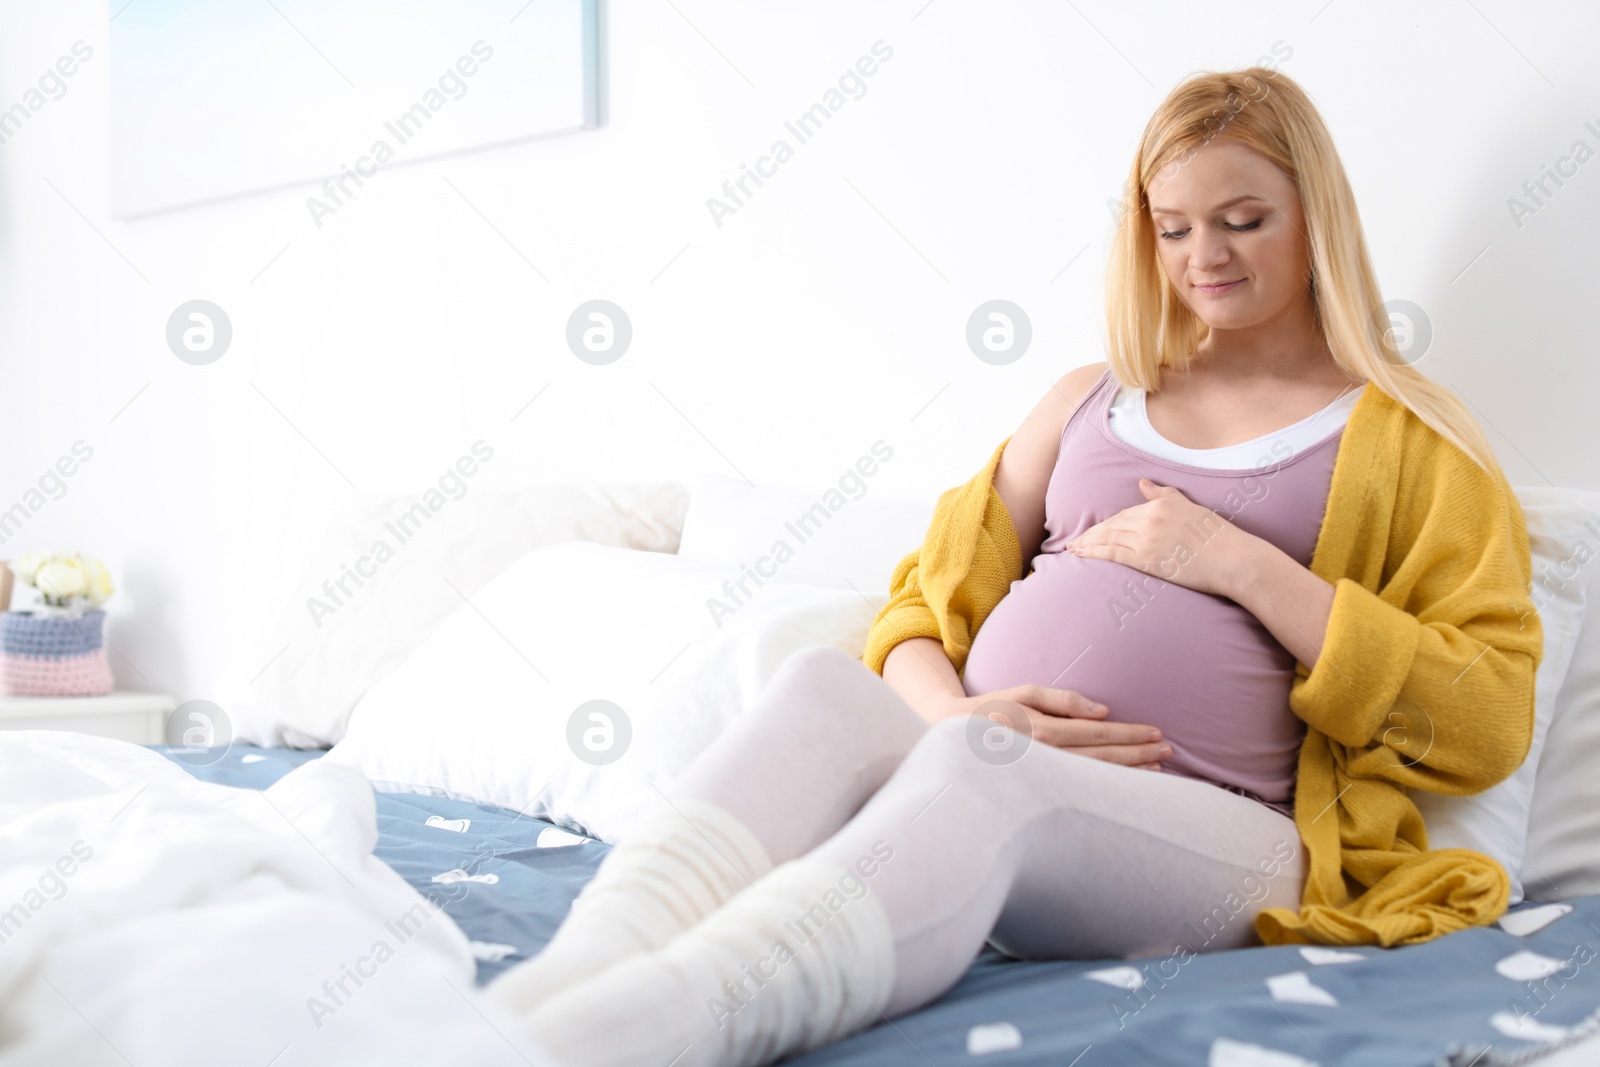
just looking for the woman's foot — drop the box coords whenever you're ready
[514,854,897,1067]
[488,795,772,1015]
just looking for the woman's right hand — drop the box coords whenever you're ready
[930,685,1169,770]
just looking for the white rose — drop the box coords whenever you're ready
[82,558,115,606]
[10,550,46,584]
[34,558,85,601]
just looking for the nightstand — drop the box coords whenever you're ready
[0,691,177,744]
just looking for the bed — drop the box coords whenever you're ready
[6,477,1600,1066]
[130,740,1600,1067]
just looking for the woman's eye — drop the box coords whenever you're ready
[1158,219,1263,240]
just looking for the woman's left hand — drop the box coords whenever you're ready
[1064,478,1259,599]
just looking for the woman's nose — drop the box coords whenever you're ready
[1190,228,1232,270]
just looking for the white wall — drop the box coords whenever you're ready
[2,0,1597,709]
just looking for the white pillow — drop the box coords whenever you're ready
[1521,489,1600,901]
[677,471,933,594]
[225,483,689,748]
[1411,486,1597,905]
[323,541,884,843]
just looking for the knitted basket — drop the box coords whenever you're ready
[0,610,114,696]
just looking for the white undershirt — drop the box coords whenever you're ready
[1107,383,1363,469]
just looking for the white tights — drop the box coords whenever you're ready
[667,644,1308,1017]
[497,645,1310,1065]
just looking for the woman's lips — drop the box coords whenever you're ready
[1194,279,1245,294]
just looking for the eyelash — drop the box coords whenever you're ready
[1158,219,1264,240]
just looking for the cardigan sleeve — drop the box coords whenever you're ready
[860,548,942,675]
[860,437,1021,678]
[1287,449,1543,796]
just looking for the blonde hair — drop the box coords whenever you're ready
[1105,66,1499,473]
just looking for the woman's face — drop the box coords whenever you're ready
[1145,139,1313,333]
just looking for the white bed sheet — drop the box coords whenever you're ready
[0,731,550,1066]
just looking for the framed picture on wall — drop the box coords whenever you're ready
[108,0,603,217]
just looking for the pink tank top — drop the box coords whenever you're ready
[960,370,1347,816]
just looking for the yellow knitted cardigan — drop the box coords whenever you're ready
[860,382,1543,947]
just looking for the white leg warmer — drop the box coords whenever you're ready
[488,796,772,1016]
[518,854,897,1067]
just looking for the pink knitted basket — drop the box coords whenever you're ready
[0,611,114,696]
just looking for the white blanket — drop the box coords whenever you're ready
[0,732,550,1066]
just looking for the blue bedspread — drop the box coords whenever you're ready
[154,744,1600,1067]
[151,743,604,985]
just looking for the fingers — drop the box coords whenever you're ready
[1065,517,1120,550]
[1006,684,1106,719]
[1067,536,1141,565]
[1019,707,1164,751]
[976,696,1170,766]
[1065,744,1171,767]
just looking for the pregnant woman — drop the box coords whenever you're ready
[490,66,1541,1067]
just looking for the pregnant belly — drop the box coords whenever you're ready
[960,552,1306,808]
